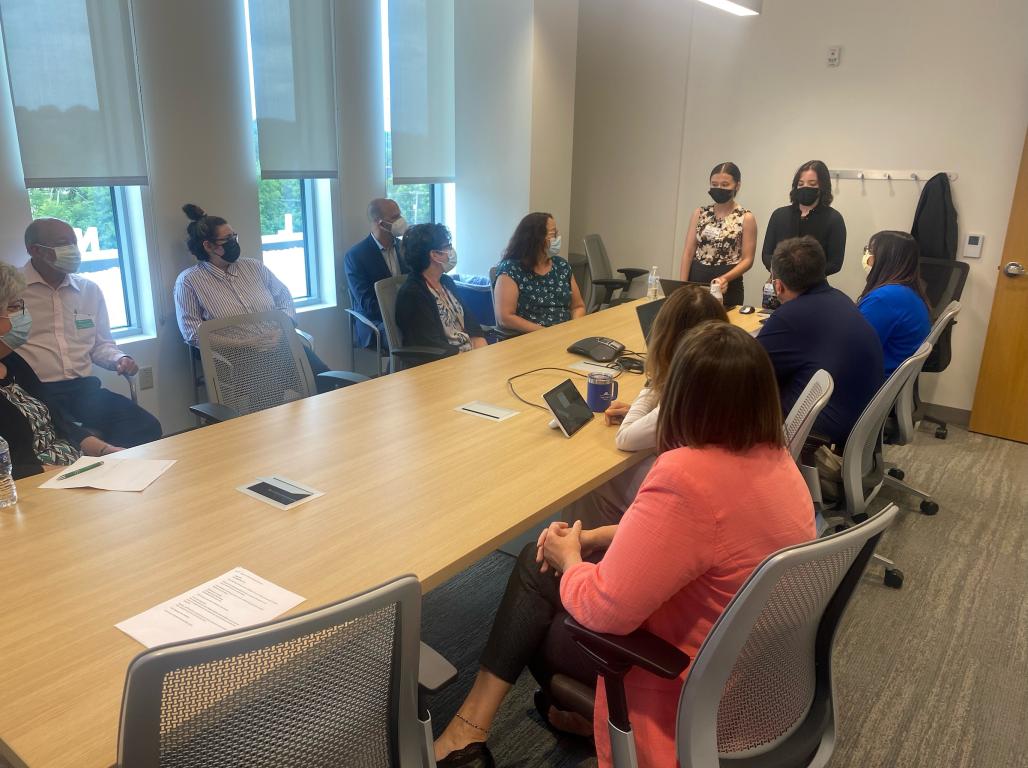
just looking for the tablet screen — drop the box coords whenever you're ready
[543,379,594,437]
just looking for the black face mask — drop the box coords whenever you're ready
[220,239,242,263]
[708,187,735,204]
[795,187,820,206]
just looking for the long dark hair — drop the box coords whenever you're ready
[657,322,785,453]
[183,204,227,261]
[789,160,834,206]
[859,230,929,306]
[647,286,728,396]
[501,212,552,271]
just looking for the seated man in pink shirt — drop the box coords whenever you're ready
[433,323,815,768]
[18,218,162,448]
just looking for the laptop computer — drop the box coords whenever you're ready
[659,278,709,298]
[635,298,665,345]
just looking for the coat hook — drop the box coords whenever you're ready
[910,173,919,181]
[858,172,865,180]
[884,172,892,180]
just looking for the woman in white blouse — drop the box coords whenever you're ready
[563,285,729,527]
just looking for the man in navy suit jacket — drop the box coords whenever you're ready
[344,198,409,349]
[757,236,884,448]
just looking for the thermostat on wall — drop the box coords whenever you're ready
[963,233,984,259]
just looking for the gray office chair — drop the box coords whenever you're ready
[582,234,647,312]
[190,310,367,423]
[564,504,900,768]
[374,276,450,373]
[346,307,390,378]
[783,370,834,534]
[117,575,457,768]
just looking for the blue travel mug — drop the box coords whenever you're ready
[586,372,619,413]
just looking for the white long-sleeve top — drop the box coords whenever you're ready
[615,386,660,452]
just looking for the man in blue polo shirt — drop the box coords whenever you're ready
[757,236,883,448]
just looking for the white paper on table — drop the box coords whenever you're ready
[455,400,519,422]
[39,456,176,492]
[236,476,324,511]
[116,567,306,648]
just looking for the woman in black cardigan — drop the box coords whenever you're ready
[396,223,486,357]
[1,264,120,479]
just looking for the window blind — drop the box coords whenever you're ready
[387,0,455,184]
[0,0,148,187]
[249,0,338,179]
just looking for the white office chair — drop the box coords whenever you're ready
[117,575,456,768]
[374,276,451,373]
[783,370,834,533]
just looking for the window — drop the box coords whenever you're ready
[27,186,144,332]
[256,177,330,303]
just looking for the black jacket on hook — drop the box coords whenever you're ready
[911,172,958,260]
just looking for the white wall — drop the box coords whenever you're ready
[570,0,1028,412]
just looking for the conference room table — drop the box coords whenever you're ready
[0,299,762,768]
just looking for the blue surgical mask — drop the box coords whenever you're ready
[49,244,82,273]
[548,234,562,257]
[1,308,31,350]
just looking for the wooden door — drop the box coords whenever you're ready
[969,128,1028,442]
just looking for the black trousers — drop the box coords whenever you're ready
[303,346,335,394]
[480,542,599,691]
[687,261,745,307]
[39,377,162,448]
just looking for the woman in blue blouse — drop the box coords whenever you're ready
[494,212,585,333]
[857,230,931,376]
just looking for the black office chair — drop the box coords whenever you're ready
[487,266,525,341]
[916,257,969,438]
[582,234,648,312]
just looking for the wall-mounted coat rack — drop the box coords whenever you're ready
[830,169,958,182]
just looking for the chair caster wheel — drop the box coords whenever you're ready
[884,568,904,589]
[935,427,948,439]
[920,500,939,516]
[888,468,905,481]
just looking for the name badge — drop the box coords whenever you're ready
[75,318,95,330]
[701,224,721,241]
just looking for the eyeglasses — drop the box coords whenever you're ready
[212,233,239,246]
[2,299,25,317]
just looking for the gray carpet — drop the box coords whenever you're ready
[423,424,1028,767]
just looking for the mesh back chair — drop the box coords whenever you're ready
[563,504,900,768]
[917,258,969,438]
[583,234,648,312]
[190,310,366,423]
[374,275,452,373]
[117,575,456,768]
[783,370,834,533]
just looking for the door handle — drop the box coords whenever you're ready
[1003,261,1026,276]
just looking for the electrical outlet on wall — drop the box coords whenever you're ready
[827,46,841,67]
[138,366,155,390]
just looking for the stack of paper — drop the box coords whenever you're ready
[39,457,175,492]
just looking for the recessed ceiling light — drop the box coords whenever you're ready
[696,0,761,17]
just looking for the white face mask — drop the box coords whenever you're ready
[547,234,562,257]
[434,248,457,273]
[387,216,408,237]
[48,244,82,273]
[862,250,874,275]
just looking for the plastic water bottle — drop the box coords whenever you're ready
[0,437,17,508]
[762,276,780,310]
[709,280,723,303]
[647,266,663,300]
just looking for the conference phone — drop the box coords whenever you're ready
[567,336,626,363]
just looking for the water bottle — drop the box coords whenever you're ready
[762,276,780,310]
[647,266,663,300]
[709,279,723,303]
[0,437,17,508]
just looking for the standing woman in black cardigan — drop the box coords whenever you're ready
[395,223,487,358]
[761,160,847,276]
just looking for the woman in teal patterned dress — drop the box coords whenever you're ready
[679,161,757,307]
[493,212,586,333]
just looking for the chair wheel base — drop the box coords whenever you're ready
[920,500,939,516]
[935,427,948,439]
[888,468,905,480]
[884,568,904,589]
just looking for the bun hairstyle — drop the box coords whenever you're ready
[183,203,228,261]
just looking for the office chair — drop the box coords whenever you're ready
[783,370,834,533]
[346,308,390,378]
[917,258,969,439]
[562,504,899,768]
[117,575,457,768]
[582,234,648,313]
[374,276,451,373]
[190,310,367,423]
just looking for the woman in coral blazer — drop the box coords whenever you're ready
[434,322,816,768]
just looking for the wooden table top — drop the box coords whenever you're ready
[0,301,762,767]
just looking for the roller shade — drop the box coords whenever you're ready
[249,0,338,179]
[388,0,455,184]
[0,0,148,187]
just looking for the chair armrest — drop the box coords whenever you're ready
[189,402,239,423]
[591,278,629,290]
[563,615,690,680]
[418,642,458,694]
[393,346,451,363]
[345,308,382,346]
[295,328,314,351]
[317,371,371,389]
[492,325,524,341]
[617,267,649,282]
